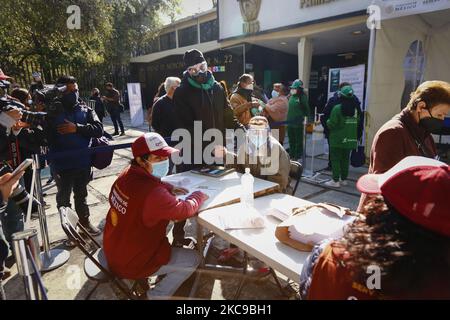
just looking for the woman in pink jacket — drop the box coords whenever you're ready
[264,83,289,145]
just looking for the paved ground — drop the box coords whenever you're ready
[3,113,367,300]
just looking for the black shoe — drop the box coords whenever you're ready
[80,220,102,236]
[120,132,126,136]
[172,237,197,249]
[112,132,119,136]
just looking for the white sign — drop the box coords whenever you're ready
[375,0,450,20]
[219,0,372,40]
[328,64,366,106]
[127,83,144,127]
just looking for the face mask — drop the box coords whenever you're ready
[27,99,33,106]
[245,84,254,91]
[271,90,279,98]
[290,89,297,96]
[193,72,208,84]
[151,159,170,178]
[419,109,444,134]
[61,90,79,108]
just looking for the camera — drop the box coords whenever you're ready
[33,85,66,118]
[0,162,40,216]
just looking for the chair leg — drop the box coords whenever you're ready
[85,282,101,300]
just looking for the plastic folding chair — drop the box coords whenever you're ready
[59,207,147,300]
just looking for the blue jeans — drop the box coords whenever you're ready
[147,247,201,299]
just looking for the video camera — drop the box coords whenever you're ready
[33,85,67,118]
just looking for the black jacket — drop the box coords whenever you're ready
[151,95,177,143]
[173,73,228,137]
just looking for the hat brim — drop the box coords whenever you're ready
[356,174,382,194]
[151,146,180,157]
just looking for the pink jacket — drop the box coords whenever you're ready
[265,96,288,122]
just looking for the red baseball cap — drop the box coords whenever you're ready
[0,69,12,81]
[357,156,450,237]
[132,132,179,158]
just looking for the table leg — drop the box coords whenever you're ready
[233,252,249,300]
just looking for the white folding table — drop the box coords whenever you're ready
[163,171,280,211]
[193,193,315,298]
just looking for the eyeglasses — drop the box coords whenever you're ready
[188,62,208,76]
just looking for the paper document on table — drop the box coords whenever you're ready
[264,200,310,221]
[219,207,266,230]
[280,207,356,245]
[162,176,206,190]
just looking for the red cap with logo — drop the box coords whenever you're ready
[132,132,179,158]
[357,156,450,237]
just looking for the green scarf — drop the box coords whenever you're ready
[187,72,215,90]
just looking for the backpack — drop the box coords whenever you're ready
[89,135,114,169]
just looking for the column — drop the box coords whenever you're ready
[297,37,313,91]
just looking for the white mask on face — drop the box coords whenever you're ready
[245,84,254,91]
[271,90,279,98]
[290,89,297,96]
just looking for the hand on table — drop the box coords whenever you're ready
[214,145,227,158]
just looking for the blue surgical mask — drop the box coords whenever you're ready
[271,90,279,98]
[151,159,170,178]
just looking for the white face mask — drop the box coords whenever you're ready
[271,90,279,98]
[245,84,254,91]
[290,89,297,96]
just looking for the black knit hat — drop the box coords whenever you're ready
[183,49,206,68]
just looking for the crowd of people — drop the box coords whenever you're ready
[0,46,449,300]
[0,69,128,298]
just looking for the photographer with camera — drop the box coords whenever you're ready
[46,76,104,236]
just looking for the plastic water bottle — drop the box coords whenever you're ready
[240,168,254,208]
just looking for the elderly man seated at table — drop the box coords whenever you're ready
[103,132,208,299]
[214,116,291,263]
[215,116,292,194]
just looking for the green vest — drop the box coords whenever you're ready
[327,104,358,149]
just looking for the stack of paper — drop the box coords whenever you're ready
[280,207,356,246]
[162,176,206,190]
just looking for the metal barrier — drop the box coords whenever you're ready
[31,154,70,272]
[12,229,47,300]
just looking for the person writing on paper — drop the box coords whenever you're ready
[300,156,450,300]
[215,116,291,194]
[103,132,208,299]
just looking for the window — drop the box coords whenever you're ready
[401,40,426,108]
[200,19,218,43]
[148,38,160,54]
[159,32,176,51]
[178,25,198,48]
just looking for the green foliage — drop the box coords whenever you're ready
[0,0,180,83]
